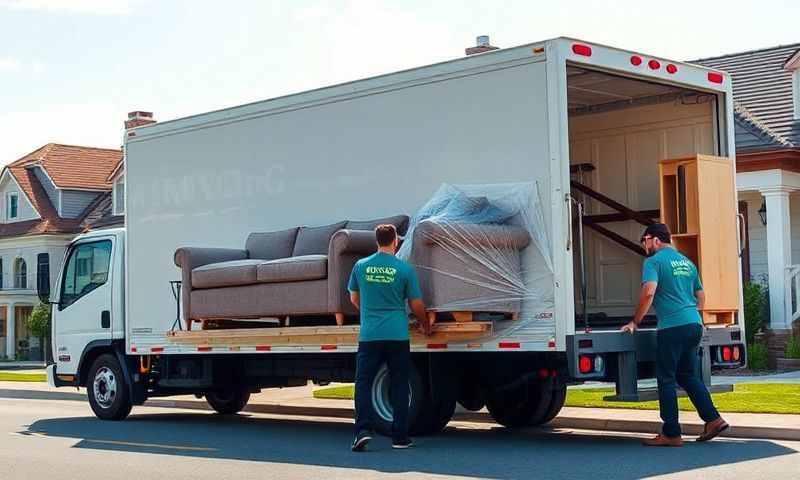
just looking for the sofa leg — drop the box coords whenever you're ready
[452,311,474,323]
[511,312,519,321]
[335,313,345,326]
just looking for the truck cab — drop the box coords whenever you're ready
[44,228,125,390]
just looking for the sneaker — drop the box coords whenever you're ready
[392,438,414,449]
[351,431,372,452]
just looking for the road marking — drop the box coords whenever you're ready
[82,439,218,452]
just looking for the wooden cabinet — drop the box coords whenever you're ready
[659,155,739,324]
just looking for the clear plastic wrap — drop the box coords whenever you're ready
[398,182,554,323]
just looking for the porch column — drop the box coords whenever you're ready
[762,187,793,330]
[5,303,15,360]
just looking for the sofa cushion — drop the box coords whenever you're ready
[246,227,300,260]
[256,255,328,283]
[346,214,410,235]
[192,259,265,289]
[292,221,347,256]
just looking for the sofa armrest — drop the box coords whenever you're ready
[173,247,249,270]
[173,247,248,325]
[414,220,531,250]
[327,230,378,315]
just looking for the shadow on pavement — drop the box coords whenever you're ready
[27,411,798,479]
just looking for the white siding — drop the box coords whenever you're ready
[61,190,100,218]
[0,173,39,223]
[0,245,66,292]
[32,167,59,213]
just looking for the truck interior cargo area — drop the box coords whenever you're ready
[566,65,720,329]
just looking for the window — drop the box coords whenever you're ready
[794,70,800,120]
[13,258,26,289]
[7,192,18,220]
[113,174,125,216]
[60,240,111,309]
[37,253,49,297]
[0,258,3,289]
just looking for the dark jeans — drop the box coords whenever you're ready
[354,340,410,441]
[656,322,721,437]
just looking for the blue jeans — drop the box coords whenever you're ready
[354,340,410,441]
[656,322,721,437]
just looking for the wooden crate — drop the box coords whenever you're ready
[659,155,739,324]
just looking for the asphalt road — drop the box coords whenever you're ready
[1,393,799,480]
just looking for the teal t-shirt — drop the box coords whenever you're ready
[347,252,422,342]
[641,247,703,330]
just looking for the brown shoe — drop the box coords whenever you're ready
[642,434,683,447]
[696,417,729,442]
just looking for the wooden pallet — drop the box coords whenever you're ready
[167,321,493,347]
[426,311,518,325]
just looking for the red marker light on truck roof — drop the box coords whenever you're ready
[648,59,661,70]
[666,64,678,74]
[630,55,642,66]
[708,72,724,84]
[572,44,592,57]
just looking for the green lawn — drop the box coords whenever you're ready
[0,372,46,382]
[314,383,800,415]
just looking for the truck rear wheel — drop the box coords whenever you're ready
[206,388,251,414]
[87,354,133,421]
[368,362,424,437]
[486,378,553,428]
[538,383,567,425]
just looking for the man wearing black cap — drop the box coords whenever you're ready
[621,223,728,446]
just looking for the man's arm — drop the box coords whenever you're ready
[695,289,705,310]
[350,291,360,311]
[622,281,657,333]
[408,298,431,336]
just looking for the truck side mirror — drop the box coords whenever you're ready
[37,258,51,304]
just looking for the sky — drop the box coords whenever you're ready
[0,0,799,165]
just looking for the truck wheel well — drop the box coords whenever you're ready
[77,343,115,387]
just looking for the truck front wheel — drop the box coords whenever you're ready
[87,354,133,421]
[206,388,251,414]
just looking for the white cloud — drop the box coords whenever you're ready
[0,57,21,71]
[0,0,133,15]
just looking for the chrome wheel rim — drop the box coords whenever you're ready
[93,367,117,409]
[371,365,412,423]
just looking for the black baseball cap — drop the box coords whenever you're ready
[641,223,671,243]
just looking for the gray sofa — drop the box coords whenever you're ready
[174,215,409,328]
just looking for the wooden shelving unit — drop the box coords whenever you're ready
[659,155,739,325]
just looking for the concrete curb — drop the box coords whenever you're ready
[144,399,800,442]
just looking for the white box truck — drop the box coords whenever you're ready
[43,37,745,435]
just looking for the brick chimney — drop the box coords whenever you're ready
[124,111,156,130]
[465,35,499,56]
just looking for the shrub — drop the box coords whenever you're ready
[748,343,769,370]
[743,281,766,345]
[786,336,800,360]
[25,303,51,363]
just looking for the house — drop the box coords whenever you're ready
[695,44,800,360]
[0,143,123,360]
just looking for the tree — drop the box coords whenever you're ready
[26,303,51,363]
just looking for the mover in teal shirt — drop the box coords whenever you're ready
[622,223,726,447]
[348,224,430,452]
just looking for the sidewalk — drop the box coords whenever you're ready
[2,381,799,441]
[0,361,46,371]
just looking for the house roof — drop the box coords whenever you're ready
[0,143,123,238]
[79,191,124,231]
[11,143,122,190]
[693,44,800,148]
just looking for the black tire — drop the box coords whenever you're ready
[457,380,486,412]
[87,353,133,421]
[367,362,425,437]
[412,382,457,436]
[538,382,567,425]
[486,378,553,428]
[206,388,251,414]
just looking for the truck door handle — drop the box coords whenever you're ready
[101,310,110,329]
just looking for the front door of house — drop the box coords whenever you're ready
[54,238,114,375]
